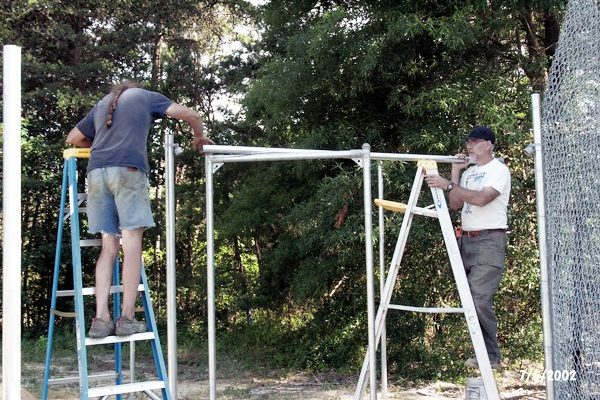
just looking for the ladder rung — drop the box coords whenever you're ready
[63,194,87,219]
[387,304,464,314]
[51,309,77,318]
[411,205,438,218]
[48,371,118,385]
[64,207,89,214]
[88,380,165,397]
[86,331,155,346]
[57,283,145,297]
[374,199,438,218]
[80,239,102,247]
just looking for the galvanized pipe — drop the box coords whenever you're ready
[203,144,336,154]
[204,145,467,164]
[377,162,388,398]
[371,153,464,163]
[205,156,217,400]
[210,150,363,163]
[165,133,178,398]
[362,144,377,400]
[2,44,22,400]
[532,93,554,400]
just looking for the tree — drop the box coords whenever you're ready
[0,0,245,335]
[214,0,565,375]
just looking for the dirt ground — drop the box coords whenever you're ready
[15,354,546,399]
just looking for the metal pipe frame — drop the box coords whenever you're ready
[205,155,217,400]
[209,150,363,163]
[203,144,348,154]
[2,44,22,400]
[205,145,378,400]
[202,144,470,400]
[532,93,553,400]
[165,133,178,398]
[204,145,465,164]
[377,162,388,399]
[361,144,377,400]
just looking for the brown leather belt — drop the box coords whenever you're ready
[462,229,506,237]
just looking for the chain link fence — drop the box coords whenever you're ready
[541,0,600,398]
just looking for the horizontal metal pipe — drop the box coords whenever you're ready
[371,153,463,163]
[203,145,337,155]
[210,151,363,163]
[204,145,464,164]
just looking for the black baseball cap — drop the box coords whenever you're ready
[467,126,495,144]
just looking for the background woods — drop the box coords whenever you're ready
[1,0,564,380]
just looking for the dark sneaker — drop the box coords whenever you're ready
[88,318,115,338]
[465,357,501,370]
[115,317,147,336]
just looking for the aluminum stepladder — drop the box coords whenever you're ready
[42,148,171,400]
[354,160,500,400]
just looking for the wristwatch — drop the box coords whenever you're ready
[446,182,455,191]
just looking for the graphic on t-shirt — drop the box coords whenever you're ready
[463,171,486,215]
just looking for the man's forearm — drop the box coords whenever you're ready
[165,103,205,137]
[450,169,461,185]
[448,169,463,209]
[450,185,499,208]
[189,115,204,138]
[66,127,92,148]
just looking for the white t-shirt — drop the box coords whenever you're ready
[460,158,511,231]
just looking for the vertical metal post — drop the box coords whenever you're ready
[112,259,123,399]
[2,44,22,400]
[165,133,178,398]
[129,340,136,399]
[362,144,377,400]
[532,93,554,400]
[67,157,90,398]
[377,162,387,398]
[205,156,217,400]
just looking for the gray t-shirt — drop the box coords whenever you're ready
[77,88,172,174]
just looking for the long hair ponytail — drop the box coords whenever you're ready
[105,80,140,128]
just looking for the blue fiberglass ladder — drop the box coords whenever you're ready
[42,148,171,400]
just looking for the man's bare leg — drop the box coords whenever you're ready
[120,227,144,320]
[95,233,120,321]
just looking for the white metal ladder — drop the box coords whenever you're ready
[42,148,171,400]
[354,160,500,400]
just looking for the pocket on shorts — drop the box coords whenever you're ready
[118,167,147,190]
[87,169,103,188]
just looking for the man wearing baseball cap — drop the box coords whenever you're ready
[425,126,511,370]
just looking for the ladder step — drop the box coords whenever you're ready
[387,304,464,314]
[410,205,438,218]
[374,199,438,218]
[57,283,145,297]
[88,380,165,397]
[51,309,77,318]
[48,371,117,385]
[80,238,102,247]
[86,331,155,346]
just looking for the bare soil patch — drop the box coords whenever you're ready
[15,354,546,399]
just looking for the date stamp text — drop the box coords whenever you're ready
[520,369,577,384]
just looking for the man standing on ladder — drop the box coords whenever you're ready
[425,126,510,370]
[66,80,214,338]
